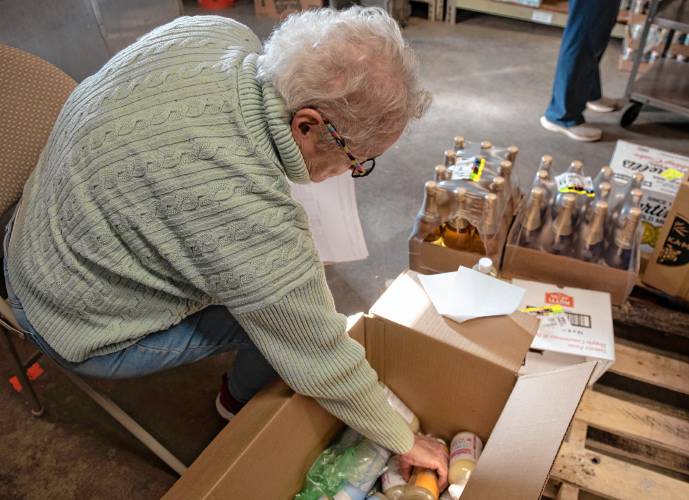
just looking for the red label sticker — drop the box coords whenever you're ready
[545,292,574,308]
[9,376,23,393]
[27,363,44,381]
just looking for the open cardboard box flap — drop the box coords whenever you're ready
[369,270,539,373]
[462,361,596,500]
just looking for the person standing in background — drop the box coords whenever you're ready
[540,0,623,142]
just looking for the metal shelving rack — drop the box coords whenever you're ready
[622,0,689,126]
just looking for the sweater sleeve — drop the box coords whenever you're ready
[233,271,415,455]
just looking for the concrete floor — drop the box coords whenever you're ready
[2,2,689,499]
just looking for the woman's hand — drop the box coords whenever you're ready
[398,434,450,491]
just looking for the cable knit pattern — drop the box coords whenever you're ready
[7,16,414,454]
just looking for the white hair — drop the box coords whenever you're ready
[258,7,431,155]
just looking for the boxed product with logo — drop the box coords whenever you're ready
[609,140,689,256]
[164,271,594,500]
[514,279,615,384]
[643,179,689,301]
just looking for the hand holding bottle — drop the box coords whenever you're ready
[398,434,450,492]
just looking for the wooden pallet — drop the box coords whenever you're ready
[542,342,689,500]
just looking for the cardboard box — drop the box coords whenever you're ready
[644,179,689,300]
[513,279,615,384]
[502,240,638,306]
[164,271,594,500]
[254,0,323,19]
[409,215,512,274]
[609,141,689,256]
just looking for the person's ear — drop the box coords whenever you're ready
[291,108,324,149]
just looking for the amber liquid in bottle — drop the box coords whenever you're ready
[443,187,481,252]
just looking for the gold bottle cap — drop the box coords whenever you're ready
[569,160,584,174]
[425,180,438,194]
[524,187,545,231]
[499,160,512,178]
[598,181,612,200]
[454,136,465,150]
[585,200,609,246]
[507,145,519,161]
[600,166,613,180]
[537,169,550,181]
[615,206,642,249]
[540,155,553,167]
[480,140,492,150]
[632,172,645,187]
[553,194,576,237]
[434,165,448,182]
[491,176,505,192]
[444,149,456,167]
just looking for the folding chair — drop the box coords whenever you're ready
[0,44,187,476]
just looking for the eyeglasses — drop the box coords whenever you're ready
[323,120,376,178]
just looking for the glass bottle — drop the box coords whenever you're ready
[615,188,643,230]
[479,193,499,256]
[575,200,608,262]
[583,181,612,224]
[399,468,439,500]
[506,145,519,163]
[443,188,477,251]
[453,136,465,154]
[489,175,507,216]
[605,207,642,269]
[499,160,517,216]
[544,194,576,255]
[519,187,546,249]
[411,181,443,245]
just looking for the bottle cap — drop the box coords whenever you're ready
[454,136,465,149]
[540,155,553,167]
[480,140,492,150]
[569,160,584,174]
[477,257,493,274]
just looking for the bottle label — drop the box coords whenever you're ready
[450,433,483,461]
[381,457,406,491]
[555,173,595,197]
[450,157,485,182]
[382,386,415,426]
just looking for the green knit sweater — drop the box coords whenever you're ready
[7,16,413,454]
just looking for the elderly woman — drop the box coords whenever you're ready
[3,7,449,484]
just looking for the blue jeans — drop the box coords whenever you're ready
[544,0,622,127]
[2,207,276,403]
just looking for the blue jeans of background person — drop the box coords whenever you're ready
[544,0,622,127]
[2,207,276,404]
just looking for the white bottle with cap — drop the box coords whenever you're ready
[472,257,498,277]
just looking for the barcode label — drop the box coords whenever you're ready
[565,311,592,328]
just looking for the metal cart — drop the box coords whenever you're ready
[621,0,689,127]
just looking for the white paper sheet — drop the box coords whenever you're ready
[418,267,526,323]
[290,175,369,263]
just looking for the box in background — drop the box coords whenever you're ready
[164,271,595,500]
[254,0,323,19]
[609,140,689,256]
[644,179,689,300]
[513,279,615,384]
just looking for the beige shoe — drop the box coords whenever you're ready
[540,116,602,142]
[586,97,619,113]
